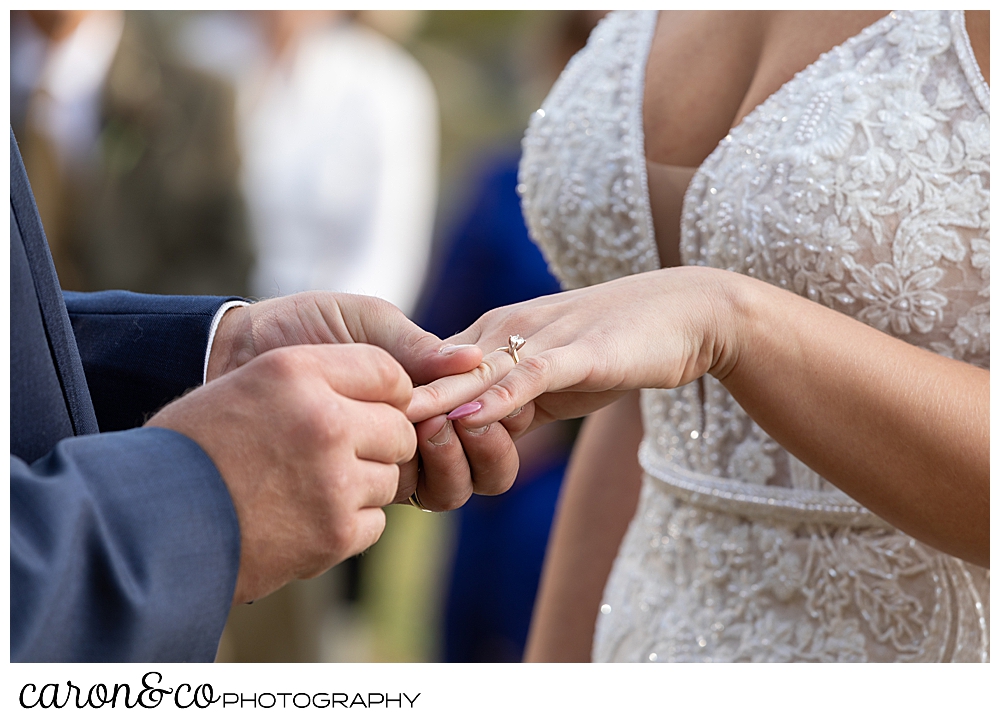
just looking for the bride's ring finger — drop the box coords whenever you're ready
[408,336,537,423]
[495,333,527,364]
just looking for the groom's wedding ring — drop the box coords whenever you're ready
[409,488,432,513]
[496,334,526,364]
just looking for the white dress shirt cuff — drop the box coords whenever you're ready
[203,300,251,385]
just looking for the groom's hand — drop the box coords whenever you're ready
[148,344,416,605]
[206,292,483,386]
[394,406,534,511]
[205,292,523,511]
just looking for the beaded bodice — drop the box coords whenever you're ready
[519,10,989,662]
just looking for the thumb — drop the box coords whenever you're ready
[345,297,483,385]
[385,325,484,386]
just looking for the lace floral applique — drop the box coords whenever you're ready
[682,11,989,366]
[595,484,988,662]
[519,11,660,291]
[520,9,990,663]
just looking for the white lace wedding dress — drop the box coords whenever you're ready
[519,10,989,662]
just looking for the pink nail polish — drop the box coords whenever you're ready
[447,401,482,420]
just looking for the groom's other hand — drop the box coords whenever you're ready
[394,406,532,511]
[206,292,484,388]
[147,344,416,605]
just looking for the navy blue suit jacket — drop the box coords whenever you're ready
[10,130,241,662]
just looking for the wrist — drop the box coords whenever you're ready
[705,269,801,388]
[699,268,761,383]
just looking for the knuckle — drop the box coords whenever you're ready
[366,346,408,390]
[507,308,533,329]
[588,334,618,377]
[303,400,343,447]
[479,307,505,328]
[384,360,410,395]
[398,424,418,462]
[487,383,517,407]
[378,464,402,507]
[476,355,504,384]
[323,465,352,501]
[518,353,549,379]
[418,382,444,408]
[366,296,404,327]
[373,408,415,462]
[255,346,301,380]
[400,324,431,354]
[354,293,382,312]
[327,516,356,558]
[496,371,531,403]
[361,295,394,322]
[468,447,518,495]
[378,466,400,505]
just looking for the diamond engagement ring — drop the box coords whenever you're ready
[496,334,526,364]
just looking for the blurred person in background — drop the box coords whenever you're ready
[243,10,438,312]
[414,10,601,662]
[178,10,438,312]
[10,10,251,297]
[175,10,439,661]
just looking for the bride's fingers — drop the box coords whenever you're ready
[407,349,516,422]
[498,400,536,441]
[449,347,587,426]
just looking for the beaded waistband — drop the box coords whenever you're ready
[638,441,894,528]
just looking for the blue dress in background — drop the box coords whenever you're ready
[416,148,571,662]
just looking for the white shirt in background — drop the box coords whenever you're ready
[180,16,439,316]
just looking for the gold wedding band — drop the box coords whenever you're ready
[409,488,433,513]
[495,334,526,364]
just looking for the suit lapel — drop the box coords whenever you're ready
[10,129,99,437]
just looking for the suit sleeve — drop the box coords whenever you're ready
[11,427,241,662]
[64,290,244,431]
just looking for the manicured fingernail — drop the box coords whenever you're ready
[447,401,482,420]
[464,424,490,436]
[439,344,478,355]
[428,420,452,446]
[506,406,524,419]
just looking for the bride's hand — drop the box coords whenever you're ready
[409,266,740,431]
